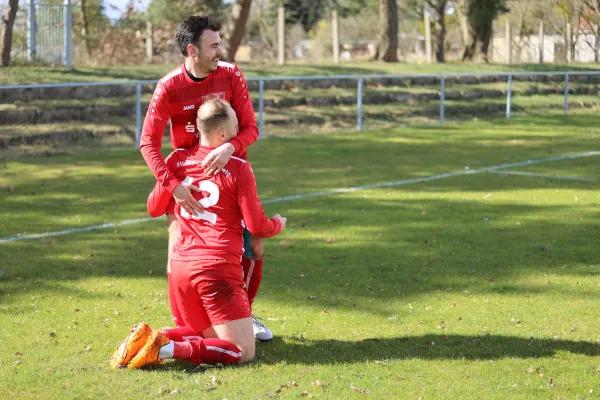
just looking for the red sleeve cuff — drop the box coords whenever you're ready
[165,176,180,194]
[272,218,282,236]
[229,138,242,154]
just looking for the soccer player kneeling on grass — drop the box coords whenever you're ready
[110,98,286,369]
[140,15,273,341]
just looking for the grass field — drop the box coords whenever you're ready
[2,61,600,84]
[1,114,600,398]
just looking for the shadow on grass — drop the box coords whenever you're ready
[154,334,600,372]
[514,63,600,73]
[261,334,600,363]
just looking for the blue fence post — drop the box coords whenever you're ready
[135,84,142,148]
[258,80,264,139]
[440,75,445,125]
[506,74,512,119]
[564,73,569,115]
[357,77,363,131]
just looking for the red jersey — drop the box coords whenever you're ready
[140,61,258,194]
[147,145,281,265]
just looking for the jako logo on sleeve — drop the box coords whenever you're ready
[183,104,195,111]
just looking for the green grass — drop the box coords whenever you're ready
[2,61,600,84]
[1,115,600,398]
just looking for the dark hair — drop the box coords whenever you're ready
[197,97,232,134]
[175,16,221,56]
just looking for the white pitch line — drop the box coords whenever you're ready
[490,170,598,182]
[0,217,161,243]
[2,150,599,244]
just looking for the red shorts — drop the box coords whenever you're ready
[168,259,251,333]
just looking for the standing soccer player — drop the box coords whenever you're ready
[139,16,273,340]
[111,99,286,369]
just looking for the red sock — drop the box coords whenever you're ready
[172,339,242,365]
[172,341,194,359]
[161,326,202,342]
[242,257,263,305]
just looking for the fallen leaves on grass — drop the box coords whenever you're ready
[350,385,370,394]
[293,334,307,342]
[280,240,295,248]
[274,381,300,394]
[423,258,436,267]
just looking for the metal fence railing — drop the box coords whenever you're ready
[0,70,598,147]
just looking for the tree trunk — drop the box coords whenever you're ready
[462,20,478,60]
[226,0,252,62]
[593,0,600,62]
[378,0,398,62]
[455,0,469,47]
[0,0,19,66]
[432,1,447,62]
[80,0,91,56]
[461,0,506,62]
[480,22,493,63]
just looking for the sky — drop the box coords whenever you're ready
[104,0,235,20]
[104,0,151,20]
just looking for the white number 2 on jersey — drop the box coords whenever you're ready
[179,176,220,224]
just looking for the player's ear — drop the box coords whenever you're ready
[187,44,197,58]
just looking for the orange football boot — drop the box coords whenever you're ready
[109,322,153,369]
[127,331,171,369]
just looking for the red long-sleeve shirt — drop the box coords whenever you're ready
[147,145,281,264]
[140,62,258,194]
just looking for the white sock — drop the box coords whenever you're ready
[158,341,174,359]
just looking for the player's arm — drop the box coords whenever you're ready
[146,182,172,218]
[146,152,178,217]
[139,81,180,194]
[228,65,259,157]
[140,82,204,215]
[202,65,258,175]
[237,163,285,238]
